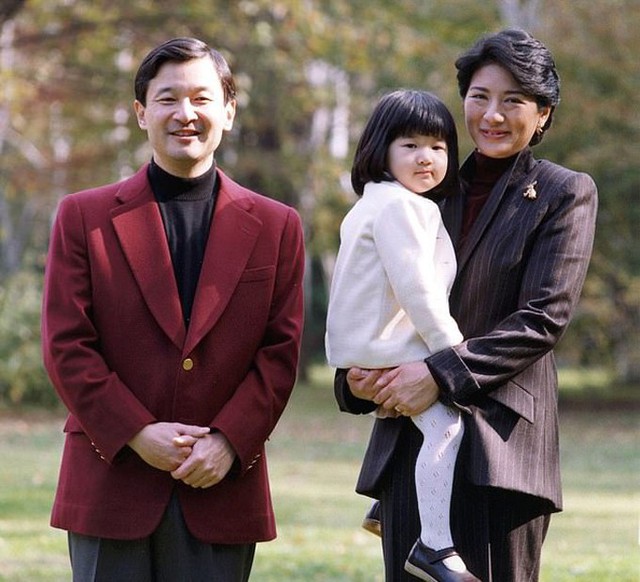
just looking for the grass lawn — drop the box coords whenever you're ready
[0,365,637,581]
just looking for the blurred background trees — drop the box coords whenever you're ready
[1,0,638,404]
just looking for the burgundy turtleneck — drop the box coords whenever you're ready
[458,151,517,248]
[148,159,218,326]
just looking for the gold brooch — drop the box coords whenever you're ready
[523,180,538,200]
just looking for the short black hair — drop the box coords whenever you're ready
[351,90,459,200]
[134,37,237,106]
[455,28,560,144]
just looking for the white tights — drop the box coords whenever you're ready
[411,401,464,550]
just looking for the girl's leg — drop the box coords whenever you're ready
[411,401,463,551]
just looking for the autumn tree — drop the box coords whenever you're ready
[0,0,637,403]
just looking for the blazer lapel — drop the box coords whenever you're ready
[184,172,262,356]
[111,166,186,349]
[451,149,535,274]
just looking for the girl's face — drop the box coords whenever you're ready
[463,63,550,159]
[386,134,448,195]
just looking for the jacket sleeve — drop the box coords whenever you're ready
[41,195,156,463]
[209,208,305,473]
[334,368,378,415]
[429,170,598,407]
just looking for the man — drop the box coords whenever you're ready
[42,37,304,581]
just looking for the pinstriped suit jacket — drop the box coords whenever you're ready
[335,147,598,512]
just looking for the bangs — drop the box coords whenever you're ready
[387,94,453,142]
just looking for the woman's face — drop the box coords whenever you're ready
[463,63,550,159]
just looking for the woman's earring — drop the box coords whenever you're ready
[536,123,544,136]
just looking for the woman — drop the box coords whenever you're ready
[335,29,598,581]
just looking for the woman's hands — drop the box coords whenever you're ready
[347,361,440,417]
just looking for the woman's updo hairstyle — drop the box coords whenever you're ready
[455,28,560,145]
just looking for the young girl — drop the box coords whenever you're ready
[326,90,478,582]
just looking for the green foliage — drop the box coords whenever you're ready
[1,0,638,387]
[0,270,56,407]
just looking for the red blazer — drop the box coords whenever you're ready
[42,164,305,543]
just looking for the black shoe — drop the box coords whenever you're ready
[404,540,481,582]
[361,501,381,537]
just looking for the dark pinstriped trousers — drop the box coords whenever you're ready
[68,493,255,582]
[379,420,551,582]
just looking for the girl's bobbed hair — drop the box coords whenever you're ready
[351,90,459,200]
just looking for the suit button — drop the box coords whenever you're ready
[182,358,194,371]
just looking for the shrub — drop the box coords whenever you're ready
[0,269,59,407]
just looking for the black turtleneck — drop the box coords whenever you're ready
[148,159,218,327]
[459,151,517,248]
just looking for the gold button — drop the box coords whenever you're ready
[182,358,194,371]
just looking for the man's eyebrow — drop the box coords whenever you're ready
[151,85,214,95]
[468,84,527,96]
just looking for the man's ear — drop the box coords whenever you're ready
[134,100,147,129]
[223,99,236,131]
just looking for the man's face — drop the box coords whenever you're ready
[134,57,236,178]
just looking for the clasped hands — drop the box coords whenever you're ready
[128,423,235,489]
[347,361,440,418]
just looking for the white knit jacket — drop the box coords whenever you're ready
[325,181,463,368]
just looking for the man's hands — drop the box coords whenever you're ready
[128,422,209,471]
[128,422,236,488]
[171,432,236,489]
[347,361,440,417]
